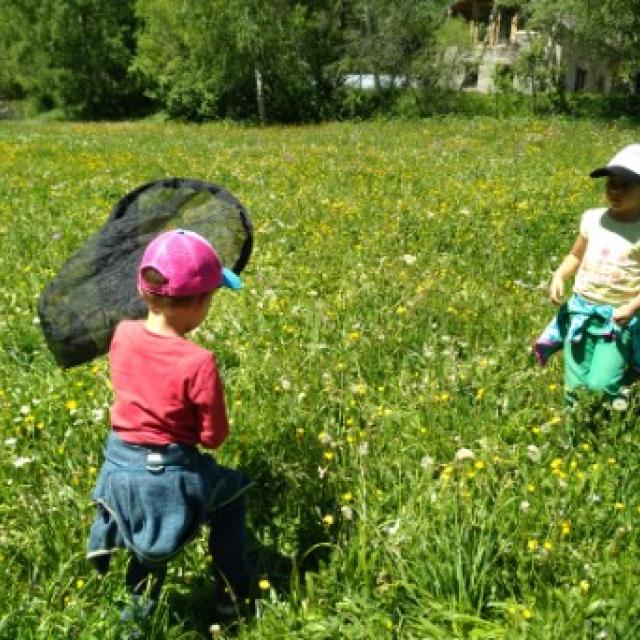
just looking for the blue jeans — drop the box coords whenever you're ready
[125,494,250,601]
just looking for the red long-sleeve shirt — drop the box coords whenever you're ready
[109,320,229,449]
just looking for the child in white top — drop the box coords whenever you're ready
[547,144,640,402]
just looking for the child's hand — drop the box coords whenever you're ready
[613,303,636,327]
[549,273,565,305]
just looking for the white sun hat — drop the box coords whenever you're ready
[590,144,640,182]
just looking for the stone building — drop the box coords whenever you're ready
[450,0,618,94]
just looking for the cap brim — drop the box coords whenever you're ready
[222,267,243,289]
[590,166,640,182]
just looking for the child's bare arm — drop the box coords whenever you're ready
[549,235,587,304]
[613,292,640,326]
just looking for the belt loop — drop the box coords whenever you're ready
[146,451,165,473]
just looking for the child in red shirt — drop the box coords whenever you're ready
[87,229,251,624]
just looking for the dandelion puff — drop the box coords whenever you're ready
[612,398,628,411]
[454,448,474,463]
[280,378,292,391]
[384,520,400,536]
[420,455,434,471]
[520,500,530,513]
[527,445,541,463]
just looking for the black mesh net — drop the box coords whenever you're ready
[38,178,253,368]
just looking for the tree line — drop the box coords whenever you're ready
[0,0,638,122]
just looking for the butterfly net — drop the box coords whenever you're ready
[38,178,253,368]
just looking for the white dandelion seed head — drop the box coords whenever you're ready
[13,456,33,468]
[341,505,354,521]
[527,445,541,463]
[420,455,434,471]
[612,398,628,411]
[384,520,400,536]
[454,448,474,462]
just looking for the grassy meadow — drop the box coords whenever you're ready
[2,117,640,639]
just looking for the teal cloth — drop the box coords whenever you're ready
[534,293,640,371]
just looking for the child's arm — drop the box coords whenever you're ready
[613,294,640,326]
[549,234,587,304]
[191,355,229,449]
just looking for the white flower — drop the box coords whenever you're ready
[454,448,474,462]
[384,520,400,536]
[420,455,434,471]
[4,438,17,447]
[13,456,33,468]
[401,254,417,266]
[280,378,292,391]
[520,500,530,513]
[341,505,354,521]
[19,405,30,415]
[527,445,541,463]
[91,408,105,422]
[358,442,369,456]
[612,398,628,411]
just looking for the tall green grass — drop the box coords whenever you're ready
[1,118,640,638]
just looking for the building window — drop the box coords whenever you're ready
[462,63,479,89]
[498,8,515,43]
[574,67,587,92]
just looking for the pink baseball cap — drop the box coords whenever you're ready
[137,229,242,296]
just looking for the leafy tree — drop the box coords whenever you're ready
[339,0,450,89]
[510,0,640,74]
[0,0,146,118]
[134,0,340,122]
